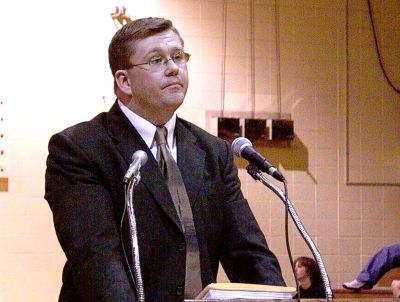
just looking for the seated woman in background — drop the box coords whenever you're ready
[294,256,326,298]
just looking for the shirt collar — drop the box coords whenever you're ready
[118,100,177,149]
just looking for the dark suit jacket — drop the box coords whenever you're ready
[45,101,285,302]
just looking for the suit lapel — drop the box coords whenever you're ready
[175,120,206,207]
[106,101,182,231]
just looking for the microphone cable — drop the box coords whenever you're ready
[282,179,300,302]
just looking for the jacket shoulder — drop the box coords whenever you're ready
[178,118,229,150]
[57,112,108,140]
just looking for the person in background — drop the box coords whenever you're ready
[294,256,326,298]
[45,17,285,302]
[343,244,400,298]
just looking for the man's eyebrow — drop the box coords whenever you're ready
[143,46,184,56]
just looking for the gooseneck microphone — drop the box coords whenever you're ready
[122,150,148,302]
[123,150,148,184]
[231,137,285,182]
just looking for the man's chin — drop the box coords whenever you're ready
[164,93,185,106]
[170,99,185,110]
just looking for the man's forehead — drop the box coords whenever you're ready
[134,30,183,51]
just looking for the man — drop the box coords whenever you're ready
[45,17,285,302]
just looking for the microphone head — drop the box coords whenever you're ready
[231,137,253,158]
[132,150,148,166]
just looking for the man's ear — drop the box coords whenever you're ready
[115,70,132,96]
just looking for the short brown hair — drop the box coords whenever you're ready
[294,256,322,284]
[108,17,184,77]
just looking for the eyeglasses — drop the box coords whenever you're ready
[127,51,191,72]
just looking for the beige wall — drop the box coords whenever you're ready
[0,0,399,301]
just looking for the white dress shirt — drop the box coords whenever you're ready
[118,100,177,161]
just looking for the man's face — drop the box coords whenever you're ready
[124,29,189,125]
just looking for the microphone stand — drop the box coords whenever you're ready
[124,172,145,302]
[246,164,333,302]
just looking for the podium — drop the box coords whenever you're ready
[185,286,396,301]
[187,288,396,301]
[186,299,398,301]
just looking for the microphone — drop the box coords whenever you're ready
[123,150,148,184]
[231,137,285,182]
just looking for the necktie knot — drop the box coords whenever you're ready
[155,127,168,147]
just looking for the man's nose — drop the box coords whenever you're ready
[164,59,179,75]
